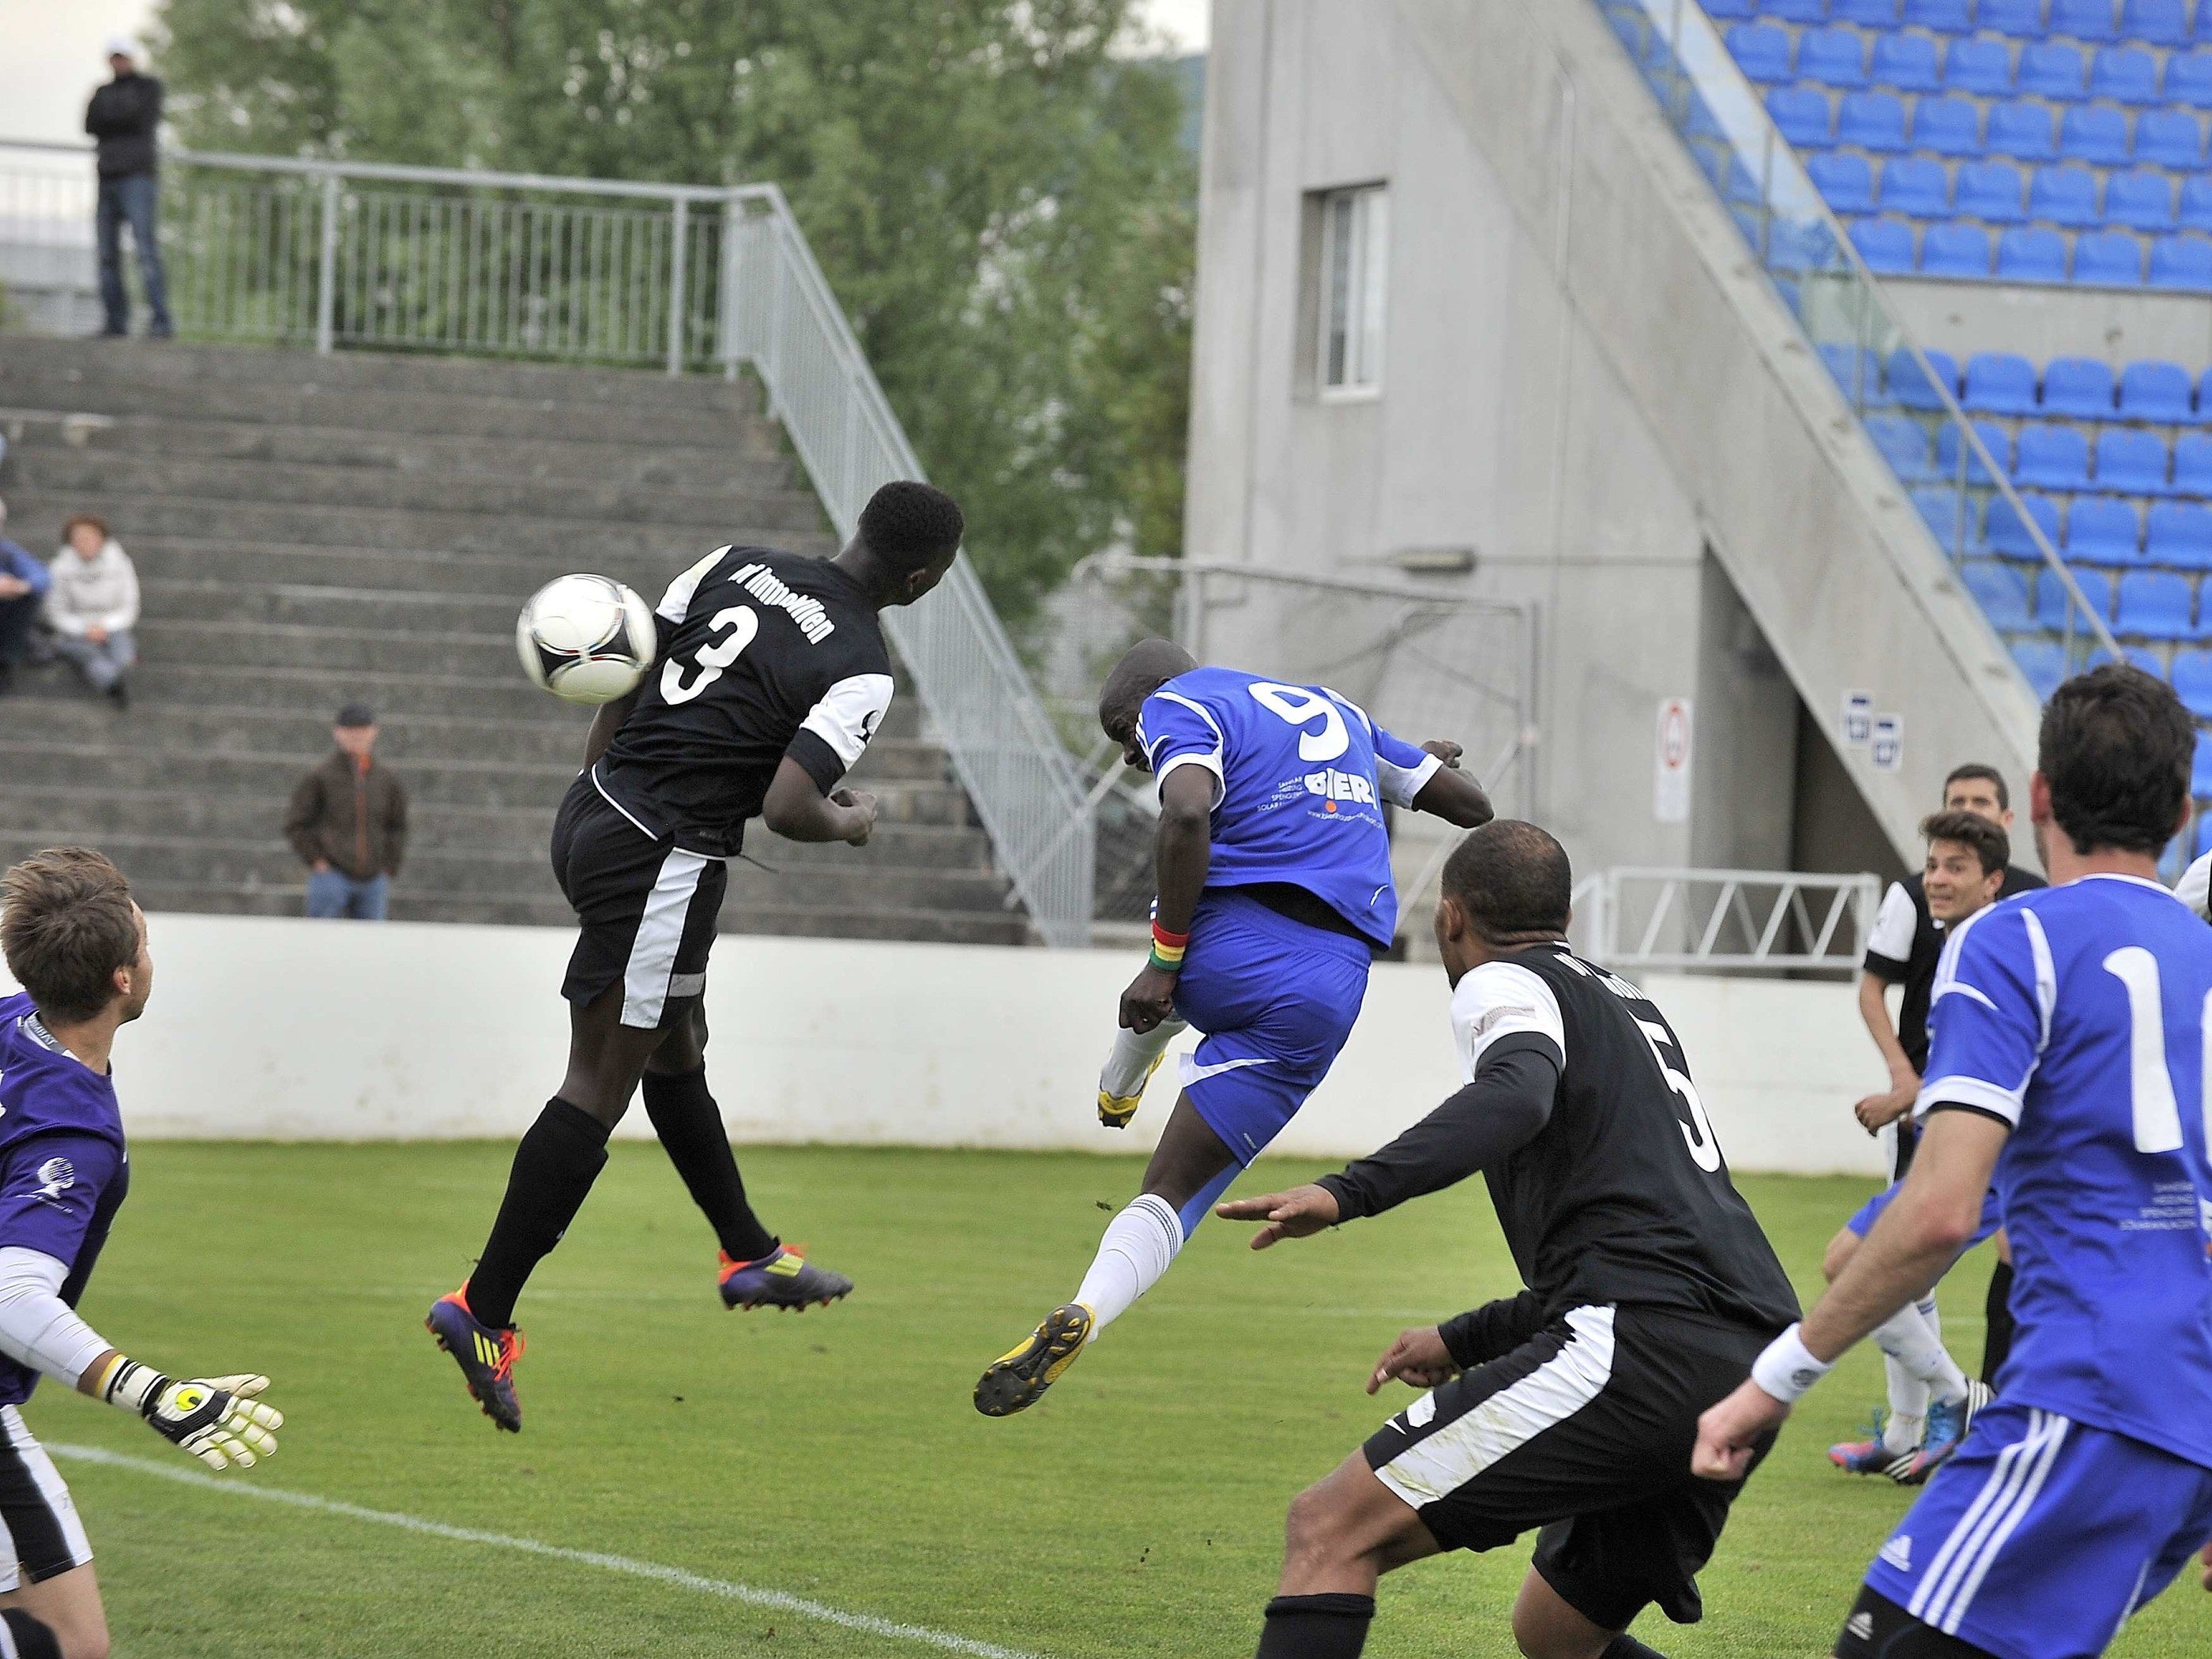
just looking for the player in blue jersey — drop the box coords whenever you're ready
[974,638,1493,1416]
[0,848,285,1659]
[1695,665,2212,1659]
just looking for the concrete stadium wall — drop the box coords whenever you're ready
[0,914,1889,1178]
[1886,278,2212,371]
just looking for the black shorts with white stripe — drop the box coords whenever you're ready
[1362,1304,1778,1632]
[552,773,727,1032]
[0,1407,92,1590]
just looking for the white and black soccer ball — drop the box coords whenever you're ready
[515,574,656,705]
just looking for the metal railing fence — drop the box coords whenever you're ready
[1571,867,1881,974]
[0,137,1096,943]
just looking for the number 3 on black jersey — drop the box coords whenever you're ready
[662,606,758,705]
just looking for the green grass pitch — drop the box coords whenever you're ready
[43,1142,2210,1657]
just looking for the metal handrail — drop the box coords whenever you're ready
[1572,865,1880,972]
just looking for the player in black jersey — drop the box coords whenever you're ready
[426,481,965,1432]
[1217,822,1800,1659]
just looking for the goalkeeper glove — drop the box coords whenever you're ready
[96,1360,283,1471]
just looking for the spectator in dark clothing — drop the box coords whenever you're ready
[284,704,409,921]
[85,39,171,340]
[0,498,51,698]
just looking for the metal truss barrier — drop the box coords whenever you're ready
[0,137,1095,946]
[1571,867,1881,974]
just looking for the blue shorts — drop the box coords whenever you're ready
[1847,1181,2002,1249]
[1168,891,1372,1167]
[1864,1400,2212,1658]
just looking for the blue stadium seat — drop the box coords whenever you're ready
[2108,168,2180,229]
[1999,224,2071,276]
[2170,645,2212,715]
[2116,568,2197,636]
[1908,0,1977,28]
[1966,560,2037,626]
[2197,0,2212,37]
[1870,413,1939,479]
[1802,26,1872,86]
[1766,218,1840,270]
[2044,566,2118,627]
[2177,433,2212,490]
[1965,351,2043,412]
[1946,36,2018,96]
[2030,164,2102,225]
[1914,486,1976,549]
[2097,427,2172,491]
[1989,490,2064,552]
[2016,423,2094,485]
[1937,417,2014,480]
[1768,88,1837,147]
[1959,160,2030,220]
[1923,220,1997,273]
[2122,0,2191,47]
[2150,232,2212,288]
[2122,357,2197,419]
[1890,346,1962,408]
[1984,0,2052,34]
[2068,493,2147,558]
[2011,638,2069,698]
[2195,731,2212,794]
[2136,110,2206,170]
[1992,100,2062,160]
[1762,0,1830,20]
[1883,156,1955,214]
[2181,176,2212,229]
[2091,45,2162,102]
[1872,31,1945,90]
[2196,368,2212,422]
[2075,228,2150,280]
[1840,91,1913,150]
[2056,0,2121,38]
[1811,152,1878,213]
[2043,355,2119,415]
[1853,215,1920,269]
[2022,41,2090,98]
[2059,103,2132,164]
[1729,24,1796,82]
[1914,96,1985,153]
[1837,0,1905,20]
[1704,0,1759,14]
[2169,51,2212,107]
[2150,499,2212,562]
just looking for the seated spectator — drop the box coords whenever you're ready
[43,514,138,708]
[284,703,408,921]
[0,498,51,698]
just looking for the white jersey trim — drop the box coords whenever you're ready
[1448,961,1568,1085]
[1155,751,1225,807]
[655,547,731,625]
[1376,750,1443,809]
[798,673,895,773]
[1868,882,1917,963]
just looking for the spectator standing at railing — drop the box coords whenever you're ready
[85,37,172,341]
[284,705,408,922]
[43,514,138,709]
[0,499,51,699]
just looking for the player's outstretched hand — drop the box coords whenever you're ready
[1691,1376,1789,1483]
[1367,1326,1458,1395]
[1215,1183,1341,1250]
[831,788,878,847]
[145,1374,284,1472]
[1420,739,1464,769]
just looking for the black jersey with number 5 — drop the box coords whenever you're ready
[593,546,894,856]
[1453,942,1800,1334]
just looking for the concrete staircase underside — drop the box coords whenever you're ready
[0,337,1031,946]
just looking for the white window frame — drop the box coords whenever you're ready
[1317,183,1389,400]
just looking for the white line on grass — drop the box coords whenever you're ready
[51,1443,1041,1659]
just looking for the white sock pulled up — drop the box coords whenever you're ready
[1073,1193,1183,1341]
[1099,1021,1186,1100]
[1874,1300,1970,1411]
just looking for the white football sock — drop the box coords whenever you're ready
[1874,1301,1971,1407]
[1072,1193,1183,1341]
[1882,1352,1928,1453]
[1099,1021,1186,1100]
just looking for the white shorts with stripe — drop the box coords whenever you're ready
[0,1405,92,1590]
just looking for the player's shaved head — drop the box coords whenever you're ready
[856,481,965,577]
[1097,638,1198,739]
[1443,821,1573,945]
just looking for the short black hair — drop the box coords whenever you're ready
[2039,664,2193,856]
[857,481,965,578]
[1097,638,1198,737]
[1944,762,2008,812]
[1920,810,2009,878]
[1440,821,1573,944]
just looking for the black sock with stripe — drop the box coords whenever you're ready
[1981,1259,2016,1386]
[465,1099,611,1330]
[1255,1593,1374,1658]
[643,1066,777,1262]
[2,1608,62,1659]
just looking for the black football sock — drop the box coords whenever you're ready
[1981,1260,2016,1385]
[641,1066,777,1262]
[465,1099,612,1330]
[1255,1593,1374,1659]
[1602,1636,1668,1659]
[2,1608,62,1659]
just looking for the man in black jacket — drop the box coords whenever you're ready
[85,40,171,340]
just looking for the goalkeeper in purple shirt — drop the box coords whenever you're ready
[0,848,284,1659]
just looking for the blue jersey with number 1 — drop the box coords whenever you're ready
[1137,667,1441,950]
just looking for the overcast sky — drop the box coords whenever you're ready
[0,1,1207,148]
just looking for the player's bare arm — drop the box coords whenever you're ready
[581,687,640,769]
[1852,971,1919,1132]
[762,756,876,846]
[1408,739,1494,828]
[1120,764,1213,1033]
[1693,1109,2007,1481]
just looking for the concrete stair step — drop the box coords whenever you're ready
[96,537,786,600]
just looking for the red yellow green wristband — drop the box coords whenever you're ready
[1149,920,1189,975]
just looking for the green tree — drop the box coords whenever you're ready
[149,0,1194,626]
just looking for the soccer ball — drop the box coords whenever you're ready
[515,574,657,705]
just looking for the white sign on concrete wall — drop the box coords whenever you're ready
[1654,697,1693,824]
[1872,713,1905,773]
[1841,690,1875,747]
